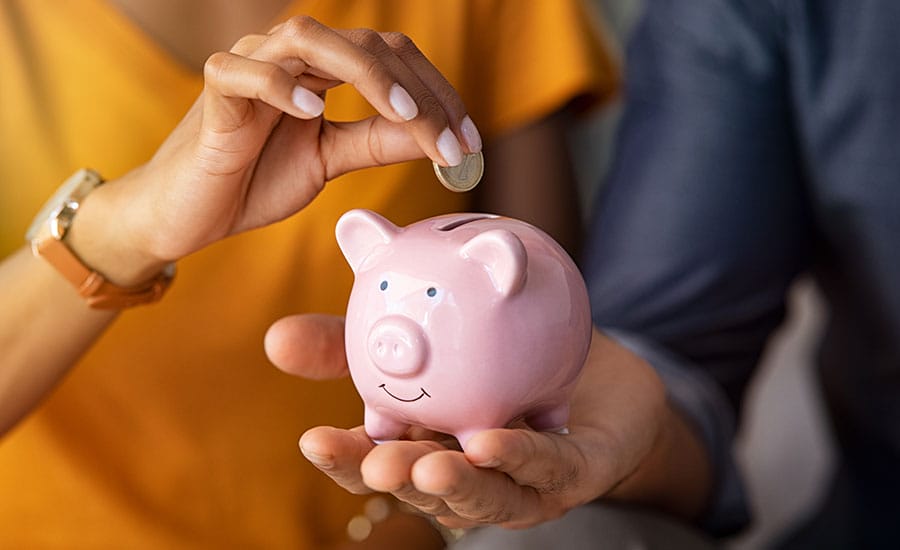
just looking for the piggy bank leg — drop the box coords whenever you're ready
[364,407,409,444]
[526,403,570,434]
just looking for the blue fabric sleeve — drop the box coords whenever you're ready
[583,0,815,536]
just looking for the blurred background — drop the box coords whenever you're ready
[577,1,835,547]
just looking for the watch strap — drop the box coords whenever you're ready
[33,231,175,309]
[29,168,175,309]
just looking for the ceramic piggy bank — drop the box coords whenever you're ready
[336,209,592,449]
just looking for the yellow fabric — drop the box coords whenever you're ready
[0,0,615,547]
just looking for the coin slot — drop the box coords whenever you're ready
[435,215,494,232]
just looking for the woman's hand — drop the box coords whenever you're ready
[71,16,480,285]
[266,317,713,530]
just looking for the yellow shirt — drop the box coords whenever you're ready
[0,0,615,546]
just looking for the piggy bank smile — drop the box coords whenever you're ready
[378,383,431,402]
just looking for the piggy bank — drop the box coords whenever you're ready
[336,209,591,449]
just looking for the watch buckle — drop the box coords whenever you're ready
[49,200,80,240]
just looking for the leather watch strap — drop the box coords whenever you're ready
[28,169,175,309]
[33,229,175,309]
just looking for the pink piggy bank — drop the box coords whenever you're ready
[336,209,592,449]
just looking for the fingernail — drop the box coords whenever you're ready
[437,127,463,166]
[292,86,324,117]
[389,83,418,121]
[460,115,482,152]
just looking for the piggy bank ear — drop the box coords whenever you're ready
[460,229,527,297]
[335,209,399,273]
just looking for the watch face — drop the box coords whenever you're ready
[25,169,103,241]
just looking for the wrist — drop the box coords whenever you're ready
[27,168,175,309]
[609,402,713,521]
[65,170,170,287]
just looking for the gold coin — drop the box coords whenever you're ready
[433,151,484,192]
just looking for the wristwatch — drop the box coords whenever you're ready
[26,168,175,309]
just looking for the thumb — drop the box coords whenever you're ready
[464,428,597,503]
[264,313,348,380]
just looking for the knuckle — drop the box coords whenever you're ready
[230,34,260,55]
[413,92,444,121]
[281,15,319,39]
[348,28,388,53]
[381,31,416,53]
[344,30,393,83]
[462,494,514,524]
[434,87,463,115]
[475,505,514,524]
[534,462,579,495]
[202,51,232,83]
[359,53,386,85]
[416,500,450,517]
[329,472,373,496]
[395,491,448,516]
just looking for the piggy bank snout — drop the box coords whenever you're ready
[367,315,428,376]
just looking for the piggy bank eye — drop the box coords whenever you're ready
[380,280,388,291]
[426,287,437,297]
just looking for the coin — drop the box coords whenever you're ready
[433,151,484,192]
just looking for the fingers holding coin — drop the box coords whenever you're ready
[370,31,484,191]
[330,25,486,188]
[249,18,481,166]
[377,31,483,156]
[211,16,485,188]
[342,28,485,170]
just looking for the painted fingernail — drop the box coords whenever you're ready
[389,83,418,121]
[460,115,482,152]
[292,86,324,117]
[437,127,463,166]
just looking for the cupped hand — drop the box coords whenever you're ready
[75,16,480,285]
[266,317,689,530]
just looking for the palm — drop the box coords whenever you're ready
[268,318,668,530]
[137,93,327,260]
[227,99,328,231]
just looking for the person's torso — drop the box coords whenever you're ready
[0,0,608,546]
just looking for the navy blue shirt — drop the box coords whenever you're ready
[583,0,900,545]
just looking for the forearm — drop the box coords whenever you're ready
[0,172,161,436]
[0,246,117,435]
